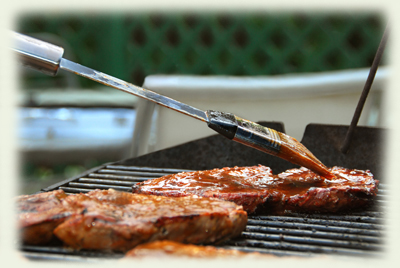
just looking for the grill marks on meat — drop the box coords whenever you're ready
[17,189,247,252]
[133,165,379,214]
[124,240,265,258]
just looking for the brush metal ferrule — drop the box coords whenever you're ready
[234,116,282,153]
[206,110,281,154]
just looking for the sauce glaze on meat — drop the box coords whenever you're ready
[133,165,378,214]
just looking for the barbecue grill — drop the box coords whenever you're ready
[19,122,386,261]
[15,22,389,262]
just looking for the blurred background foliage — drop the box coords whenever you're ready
[17,12,384,89]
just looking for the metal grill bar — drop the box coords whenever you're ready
[248,216,383,229]
[22,252,107,262]
[78,178,137,186]
[105,165,194,173]
[226,239,383,257]
[257,214,383,224]
[246,219,382,234]
[87,174,151,181]
[97,169,170,177]
[22,245,124,261]
[289,210,383,218]
[240,232,381,250]
[59,187,103,193]
[22,245,123,257]
[67,182,134,191]
[244,225,381,243]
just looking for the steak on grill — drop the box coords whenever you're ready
[17,189,247,252]
[124,240,265,258]
[17,189,71,245]
[132,165,378,214]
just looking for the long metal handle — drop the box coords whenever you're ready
[11,31,208,122]
[59,58,208,122]
[12,32,333,178]
[12,31,64,76]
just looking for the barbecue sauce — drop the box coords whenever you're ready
[276,132,335,179]
[135,166,372,197]
[133,165,377,214]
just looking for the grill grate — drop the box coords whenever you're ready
[21,164,385,260]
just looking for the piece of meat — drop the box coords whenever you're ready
[16,189,68,213]
[133,165,379,214]
[124,240,265,258]
[54,190,246,251]
[134,165,273,213]
[17,189,247,252]
[17,189,72,245]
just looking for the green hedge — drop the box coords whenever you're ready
[17,12,384,89]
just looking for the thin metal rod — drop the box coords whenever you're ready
[341,24,389,153]
[59,58,208,123]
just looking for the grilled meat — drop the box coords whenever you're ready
[133,165,273,213]
[132,165,378,214]
[269,166,378,213]
[17,189,247,252]
[17,189,71,245]
[124,240,264,258]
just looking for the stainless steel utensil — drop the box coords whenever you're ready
[12,31,333,178]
